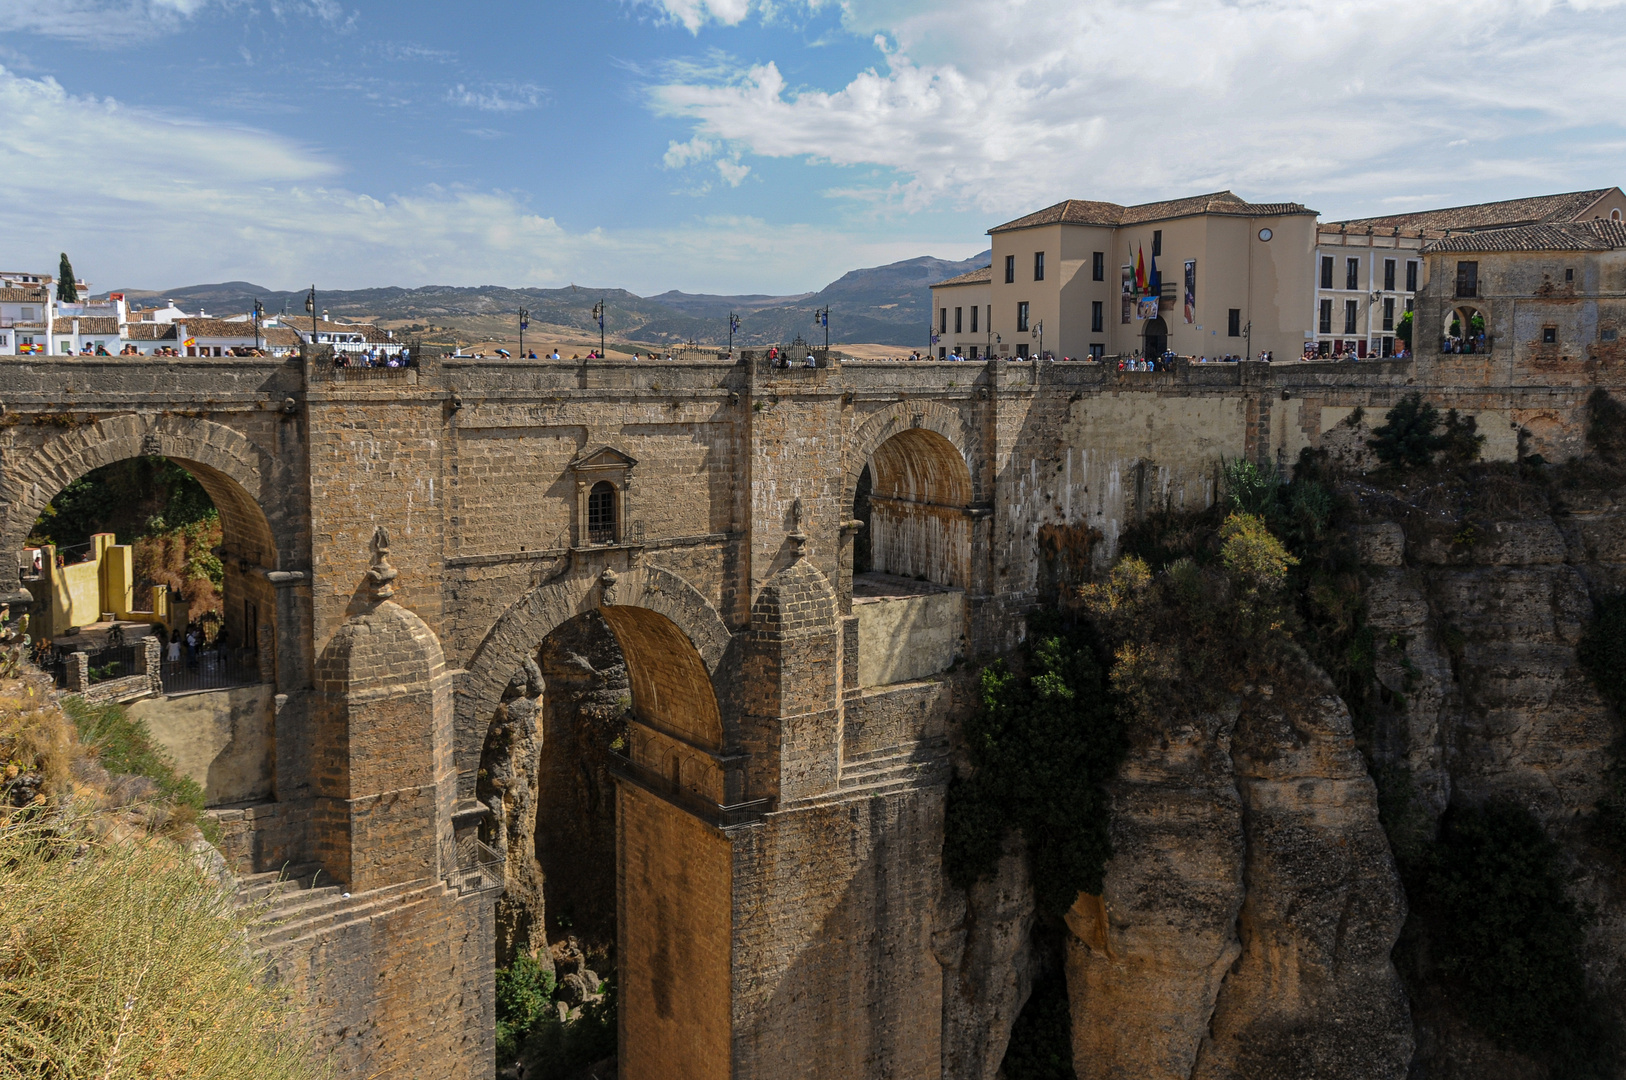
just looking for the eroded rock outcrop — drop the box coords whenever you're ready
[1066,702,1245,1080]
[1066,657,1410,1080]
[937,830,1036,1080]
[1192,668,1411,1080]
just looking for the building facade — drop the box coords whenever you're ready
[931,267,991,358]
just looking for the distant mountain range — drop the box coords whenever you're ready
[108,251,992,349]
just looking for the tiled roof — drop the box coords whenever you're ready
[261,327,301,346]
[1424,218,1626,254]
[1332,189,1619,236]
[990,191,1314,233]
[0,288,48,303]
[62,317,119,334]
[932,266,992,287]
[124,323,177,341]
[175,317,278,339]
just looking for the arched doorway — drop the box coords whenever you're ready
[860,426,974,589]
[476,589,731,1080]
[1143,316,1169,357]
[17,449,280,806]
[849,425,974,686]
[1446,304,1489,353]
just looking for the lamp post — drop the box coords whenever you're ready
[592,300,605,359]
[728,312,739,356]
[1033,319,1043,361]
[815,305,830,352]
[304,286,317,354]
[519,307,529,359]
[252,299,263,352]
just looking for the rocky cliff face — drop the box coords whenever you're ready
[1355,473,1626,1074]
[1066,656,1412,1080]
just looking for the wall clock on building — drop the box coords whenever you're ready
[1258,228,1273,241]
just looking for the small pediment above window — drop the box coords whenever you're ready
[570,445,638,474]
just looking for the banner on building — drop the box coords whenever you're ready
[1121,265,1133,323]
[1183,260,1196,324]
[1137,297,1160,321]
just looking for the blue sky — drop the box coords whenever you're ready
[2,0,1624,296]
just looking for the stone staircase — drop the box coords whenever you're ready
[235,864,439,955]
[834,738,951,798]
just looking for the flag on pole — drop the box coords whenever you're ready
[1148,253,1161,296]
[1135,245,1146,292]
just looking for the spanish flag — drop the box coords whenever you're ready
[1134,245,1146,292]
[183,338,196,347]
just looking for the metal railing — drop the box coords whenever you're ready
[158,651,261,694]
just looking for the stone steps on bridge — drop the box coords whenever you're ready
[245,876,438,952]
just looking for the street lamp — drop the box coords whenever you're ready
[1033,319,1043,361]
[252,299,264,352]
[519,307,529,359]
[815,306,830,353]
[728,312,740,356]
[304,286,317,355]
[591,300,605,359]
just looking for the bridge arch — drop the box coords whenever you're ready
[2,413,283,569]
[457,562,735,794]
[843,399,981,512]
[845,403,979,591]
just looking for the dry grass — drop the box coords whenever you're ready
[0,823,327,1080]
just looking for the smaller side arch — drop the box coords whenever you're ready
[843,399,980,513]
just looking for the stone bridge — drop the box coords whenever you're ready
[0,347,1604,1079]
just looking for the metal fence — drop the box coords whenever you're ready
[158,651,261,694]
[37,643,140,688]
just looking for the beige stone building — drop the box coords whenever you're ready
[930,265,991,358]
[1415,217,1626,405]
[934,192,1320,362]
[1319,188,1626,359]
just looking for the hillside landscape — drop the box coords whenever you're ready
[109,251,991,351]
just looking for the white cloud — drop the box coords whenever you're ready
[663,135,718,167]
[715,158,750,186]
[0,0,228,41]
[447,82,546,112]
[0,65,966,295]
[646,0,756,33]
[649,0,1626,219]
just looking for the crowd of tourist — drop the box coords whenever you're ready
[333,347,414,369]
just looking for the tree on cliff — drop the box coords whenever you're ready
[1368,393,1483,469]
[56,253,77,303]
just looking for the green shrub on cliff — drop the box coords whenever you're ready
[944,611,1125,915]
[494,953,616,1079]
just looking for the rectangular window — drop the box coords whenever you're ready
[1344,299,1359,335]
[1565,268,1574,282]
[970,306,979,333]
[968,345,979,359]
[1320,256,1334,289]
[1542,327,1558,344]
[1384,259,1396,292]
[1346,258,1360,291]
[1455,260,1478,298]
[1382,297,1395,331]
[1017,301,1030,333]
[1016,343,1029,358]
[939,347,947,359]
[1228,308,1241,337]
[1152,230,1162,257]
[1406,298,1414,313]
[939,308,947,334]
[20,306,36,322]
[1319,299,1333,334]
[1406,261,1418,292]
[954,307,962,334]
[1092,252,1105,281]
[1091,301,1103,333]
[1004,255,1015,284]
[1034,251,1045,281]
[1382,336,1394,357]
[1089,343,1105,360]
